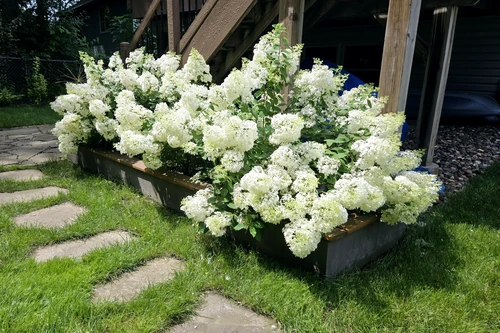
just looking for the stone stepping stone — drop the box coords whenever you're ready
[0,169,44,181]
[14,202,87,228]
[33,231,132,263]
[92,257,185,303]
[169,292,280,333]
[0,187,68,205]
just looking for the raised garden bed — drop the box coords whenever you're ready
[77,146,406,277]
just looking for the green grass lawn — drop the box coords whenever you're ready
[0,160,499,333]
[0,105,61,128]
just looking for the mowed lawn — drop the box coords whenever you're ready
[0,159,499,332]
[0,105,61,128]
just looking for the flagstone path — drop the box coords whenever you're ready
[0,169,44,181]
[92,257,185,302]
[14,202,87,228]
[0,125,61,165]
[0,125,281,332]
[33,230,133,263]
[169,292,279,333]
[0,186,68,205]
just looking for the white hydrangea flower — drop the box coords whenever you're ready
[351,136,401,170]
[177,49,211,83]
[118,68,139,90]
[291,170,318,193]
[317,155,340,176]
[283,218,322,258]
[369,112,405,138]
[108,52,123,69]
[115,90,154,132]
[180,188,215,222]
[95,118,118,140]
[202,111,258,160]
[152,103,192,148]
[114,131,159,157]
[137,71,159,93]
[311,191,348,233]
[152,52,180,76]
[89,99,110,120]
[220,150,245,173]
[269,113,304,145]
[220,69,254,103]
[126,47,146,72]
[293,141,326,164]
[50,94,83,116]
[270,145,300,171]
[239,166,274,195]
[379,150,422,175]
[205,212,232,236]
[334,175,385,212]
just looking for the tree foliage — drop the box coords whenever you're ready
[0,0,89,59]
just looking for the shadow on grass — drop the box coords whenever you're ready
[198,198,463,316]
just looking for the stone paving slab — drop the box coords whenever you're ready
[0,127,41,136]
[14,202,87,228]
[169,293,280,333]
[93,257,185,303]
[0,186,68,205]
[0,169,44,181]
[0,125,61,165]
[33,230,133,263]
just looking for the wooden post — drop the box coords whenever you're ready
[167,0,181,53]
[279,0,305,105]
[378,0,422,114]
[128,0,161,53]
[120,42,130,64]
[416,6,458,170]
[279,0,305,47]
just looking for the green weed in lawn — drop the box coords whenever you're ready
[0,161,499,332]
[0,105,61,128]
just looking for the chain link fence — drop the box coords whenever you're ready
[0,56,83,104]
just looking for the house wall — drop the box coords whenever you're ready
[78,0,130,56]
[304,15,500,98]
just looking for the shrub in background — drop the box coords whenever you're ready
[27,57,48,105]
[0,87,23,106]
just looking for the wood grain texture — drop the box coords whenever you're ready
[379,0,420,114]
[128,0,161,52]
[167,0,181,52]
[179,0,257,65]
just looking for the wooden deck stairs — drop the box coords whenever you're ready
[127,0,340,82]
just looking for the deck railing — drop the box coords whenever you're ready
[123,0,207,61]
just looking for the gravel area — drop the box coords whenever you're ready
[403,119,500,198]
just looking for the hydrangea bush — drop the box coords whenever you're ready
[52,24,441,258]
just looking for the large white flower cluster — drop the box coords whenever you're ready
[53,24,441,259]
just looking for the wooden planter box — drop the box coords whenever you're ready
[77,146,406,278]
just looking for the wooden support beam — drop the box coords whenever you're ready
[374,13,429,67]
[378,0,422,114]
[279,0,305,105]
[167,0,181,52]
[128,0,161,52]
[416,6,459,169]
[279,0,305,46]
[120,42,130,64]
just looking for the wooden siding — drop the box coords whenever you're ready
[411,15,500,96]
[304,15,500,97]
